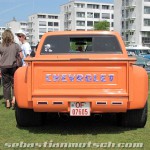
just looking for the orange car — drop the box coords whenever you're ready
[14,31,148,127]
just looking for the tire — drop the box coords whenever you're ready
[117,102,148,128]
[15,103,43,127]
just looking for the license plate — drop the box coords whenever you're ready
[70,102,90,116]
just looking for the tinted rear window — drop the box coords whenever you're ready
[40,35,122,54]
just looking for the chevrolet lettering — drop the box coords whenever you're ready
[45,74,114,82]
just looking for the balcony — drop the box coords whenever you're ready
[125,0,136,9]
[125,13,136,20]
[125,24,136,32]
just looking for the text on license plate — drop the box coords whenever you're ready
[70,102,90,116]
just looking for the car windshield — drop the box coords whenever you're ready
[40,35,122,54]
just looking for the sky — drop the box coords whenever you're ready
[0,0,113,26]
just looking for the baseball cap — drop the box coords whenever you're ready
[15,30,27,37]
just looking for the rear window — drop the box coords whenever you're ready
[40,35,122,54]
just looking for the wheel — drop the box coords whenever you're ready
[15,103,44,127]
[117,102,148,128]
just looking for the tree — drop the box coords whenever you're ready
[94,21,110,31]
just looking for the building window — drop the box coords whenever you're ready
[142,37,150,45]
[87,4,99,9]
[54,22,59,26]
[54,28,59,31]
[111,22,114,27]
[20,23,27,26]
[39,21,46,26]
[75,3,85,8]
[122,21,124,29]
[144,19,150,26]
[87,4,92,9]
[126,21,129,29]
[130,20,134,24]
[48,15,58,19]
[94,13,100,18]
[87,21,93,26]
[144,0,150,2]
[48,28,53,32]
[87,12,93,18]
[126,34,129,41]
[48,22,53,26]
[122,0,124,6]
[130,32,133,35]
[76,12,85,18]
[102,5,109,9]
[38,15,46,18]
[144,6,150,14]
[102,13,110,19]
[142,31,150,37]
[39,28,46,33]
[126,10,129,18]
[122,10,124,17]
[93,4,99,9]
[76,21,85,26]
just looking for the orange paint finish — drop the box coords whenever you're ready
[14,66,33,109]
[128,65,148,109]
[14,31,148,113]
[32,97,128,113]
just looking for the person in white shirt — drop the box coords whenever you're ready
[16,30,31,66]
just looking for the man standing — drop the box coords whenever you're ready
[16,30,31,66]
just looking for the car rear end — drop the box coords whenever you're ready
[14,31,148,127]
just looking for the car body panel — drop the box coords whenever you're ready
[14,31,148,113]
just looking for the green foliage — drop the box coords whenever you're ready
[94,21,110,31]
[70,42,76,51]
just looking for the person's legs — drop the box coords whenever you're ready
[1,68,11,108]
[10,67,17,109]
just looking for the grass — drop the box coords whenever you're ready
[0,78,150,150]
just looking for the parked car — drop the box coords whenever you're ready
[126,45,150,72]
[126,45,150,59]
[127,52,150,67]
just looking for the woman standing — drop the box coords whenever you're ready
[0,30,22,108]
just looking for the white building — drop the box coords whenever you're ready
[60,0,114,31]
[6,17,28,44]
[114,0,150,47]
[0,27,6,43]
[28,13,60,46]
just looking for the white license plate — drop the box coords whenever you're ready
[70,102,90,116]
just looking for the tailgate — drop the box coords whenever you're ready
[31,61,128,96]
